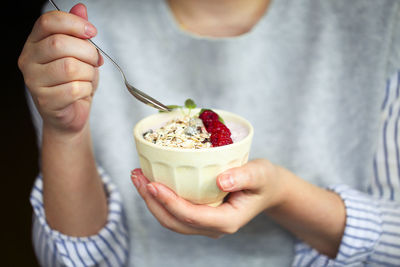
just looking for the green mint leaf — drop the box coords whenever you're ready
[184,99,196,109]
[168,105,182,110]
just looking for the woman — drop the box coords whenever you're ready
[18,0,400,266]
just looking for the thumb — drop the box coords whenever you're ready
[217,161,268,192]
[69,3,88,20]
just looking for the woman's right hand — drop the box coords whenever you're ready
[18,3,103,135]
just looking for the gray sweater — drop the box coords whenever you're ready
[29,0,400,266]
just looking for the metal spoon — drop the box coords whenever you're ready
[48,0,171,112]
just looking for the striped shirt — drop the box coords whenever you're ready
[31,71,400,266]
[292,72,400,266]
[31,168,129,267]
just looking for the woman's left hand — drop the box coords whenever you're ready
[131,159,287,238]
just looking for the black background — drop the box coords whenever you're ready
[4,0,46,265]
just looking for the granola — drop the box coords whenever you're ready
[143,115,212,149]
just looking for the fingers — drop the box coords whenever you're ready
[130,170,222,238]
[18,3,102,90]
[154,183,233,229]
[30,3,102,67]
[28,57,97,88]
[217,160,271,192]
[33,34,102,66]
[130,169,238,234]
[28,9,96,43]
[34,81,94,111]
[17,3,100,133]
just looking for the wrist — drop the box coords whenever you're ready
[250,159,289,210]
[264,164,292,210]
[41,120,107,235]
[42,121,90,145]
[263,170,346,257]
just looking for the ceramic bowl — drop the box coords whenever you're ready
[133,108,253,206]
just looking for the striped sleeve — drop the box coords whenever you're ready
[292,71,400,267]
[30,167,130,267]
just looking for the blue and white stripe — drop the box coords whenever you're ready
[293,71,400,266]
[370,71,400,201]
[30,167,129,267]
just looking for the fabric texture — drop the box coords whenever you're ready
[28,0,400,266]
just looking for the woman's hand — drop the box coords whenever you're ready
[132,159,345,258]
[131,159,287,238]
[18,3,103,135]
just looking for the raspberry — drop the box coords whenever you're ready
[199,110,219,128]
[211,132,233,147]
[206,120,231,136]
[199,109,233,147]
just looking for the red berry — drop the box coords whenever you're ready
[211,132,233,147]
[199,110,219,128]
[207,120,231,136]
[199,109,233,147]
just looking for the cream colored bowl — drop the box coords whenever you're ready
[133,108,253,206]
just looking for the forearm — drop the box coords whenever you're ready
[265,166,346,258]
[42,123,108,236]
[31,168,130,266]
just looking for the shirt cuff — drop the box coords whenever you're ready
[30,167,129,267]
[292,184,383,267]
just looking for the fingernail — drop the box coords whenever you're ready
[131,175,140,188]
[131,169,140,175]
[84,24,97,37]
[219,174,234,190]
[97,53,104,66]
[146,184,158,197]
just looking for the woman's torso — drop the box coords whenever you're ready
[48,0,398,265]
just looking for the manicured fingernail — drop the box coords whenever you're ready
[146,184,158,197]
[131,175,140,188]
[84,24,97,37]
[219,174,234,190]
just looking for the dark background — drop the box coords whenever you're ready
[4,0,46,266]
